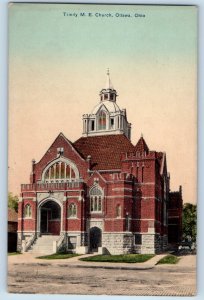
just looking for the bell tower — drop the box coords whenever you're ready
[100,69,117,102]
[82,70,131,139]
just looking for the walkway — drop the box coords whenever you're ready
[8,252,174,270]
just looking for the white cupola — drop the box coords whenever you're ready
[82,70,131,139]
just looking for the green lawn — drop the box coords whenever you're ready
[157,254,180,265]
[80,254,155,263]
[8,252,22,256]
[37,253,80,260]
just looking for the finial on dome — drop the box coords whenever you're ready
[141,133,143,138]
[105,68,113,89]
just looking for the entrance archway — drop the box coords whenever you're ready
[40,200,61,235]
[89,226,102,252]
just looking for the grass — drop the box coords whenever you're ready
[37,253,80,260]
[156,254,180,265]
[8,252,22,256]
[80,254,155,263]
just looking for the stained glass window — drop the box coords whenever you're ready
[90,186,103,212]
[44,162,76,182]
[98,111,106,130]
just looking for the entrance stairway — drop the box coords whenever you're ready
[28,235,59,255]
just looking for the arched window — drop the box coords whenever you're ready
[90,186,103,212]
[68,203,77,218]
[116,205,121,218]
[44,161,77,183]
[98,111,106,130]
[24,204,32,218]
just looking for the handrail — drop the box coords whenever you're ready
[53,233,66,253]
[22,233,36,252]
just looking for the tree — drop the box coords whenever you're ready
[8,192,19,212]
[182,203,197,242]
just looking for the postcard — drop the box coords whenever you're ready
[8,2,197,296]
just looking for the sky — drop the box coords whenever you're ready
[8,3,197,203]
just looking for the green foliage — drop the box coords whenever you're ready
[8,192,19,212]
[37,253,80,260]
[80,254,155,263]
[182,203,197,242]
[157,255,180,265]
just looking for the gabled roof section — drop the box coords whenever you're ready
[36,132,85,165]
[91,100,121,115]
[135,136,149,154]
[74,134,135,170]
[59,132,86,161]
[95,103,109,115]
[87,170,107,184]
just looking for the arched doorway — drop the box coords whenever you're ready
[89,226,102,252]
[40,200,61,235]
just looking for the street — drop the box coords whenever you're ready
[8,254,196,296]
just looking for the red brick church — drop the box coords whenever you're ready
[18,71,182,254]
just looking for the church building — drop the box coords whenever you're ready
[18,71,182,255]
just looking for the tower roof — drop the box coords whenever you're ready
[135,135,149,154]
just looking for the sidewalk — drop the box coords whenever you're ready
[177,254,196,267]
[8,252,168,270]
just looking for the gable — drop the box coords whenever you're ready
[95,104,109,115]
[34,133,87,182]
[135,136,149,154]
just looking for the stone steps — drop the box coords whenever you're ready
[28,235,60,255]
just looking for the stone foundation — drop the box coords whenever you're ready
[133,233,164,254]
[102,232,133,254]
[140,234,156,254]
[63,231,89,253]
[17,230,166,255]
[17,232,23,252]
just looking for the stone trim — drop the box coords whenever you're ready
[106,195,133,199]
[112,188,133,192]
